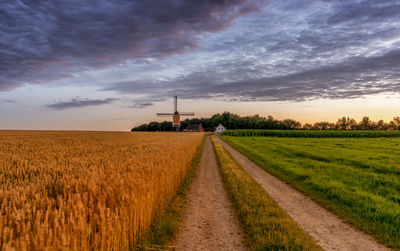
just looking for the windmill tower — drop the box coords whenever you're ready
[157,96,195,131]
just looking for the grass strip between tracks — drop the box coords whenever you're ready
[138,135,206,249]
[211,136,321,251]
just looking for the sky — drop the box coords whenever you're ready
[1,0,400,131]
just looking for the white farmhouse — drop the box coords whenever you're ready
[215,124,226,133]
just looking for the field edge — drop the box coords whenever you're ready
[137,135,206,248]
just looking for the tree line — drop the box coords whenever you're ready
[131,112,400,131]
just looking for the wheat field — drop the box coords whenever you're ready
[0,131,204,250]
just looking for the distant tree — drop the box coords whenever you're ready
[393,116,400,130]
[147,122,161,131]
[388,121,398,130]
[376,120,387,130]
[131,113,400,131]
[348,118,358,130]
[228,114,240,129]
[335,117,357,130]
[131,124,148,131]
[160,121,173,131]
[358,116,372,130]
[281,119,302,129]
[302,123,313,130]
[312,122,335,130]
[132,121,174,131]
[336,117,349,130]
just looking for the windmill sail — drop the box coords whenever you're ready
[174,96,177,112]
[156,96,195,131]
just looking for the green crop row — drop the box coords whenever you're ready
[222,129,400,137]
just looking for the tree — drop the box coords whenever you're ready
[313,122,335,130]
[376,120,387,130]
[336,117,348,130]
[393,116,400,130]
[388,121,398,130]
[358,116,371,130]
[282,119,302,129]
[147,122,161,131]
[336,117,357,130]
[131,113,398,131]
[131,124,148,131]
[348,118,358,130]
[303,123,313,130]
[160,121,173,131]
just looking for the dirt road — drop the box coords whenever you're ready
[217,137,389,251]
[174,137,247,250]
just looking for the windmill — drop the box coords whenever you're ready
[157,96,194,131]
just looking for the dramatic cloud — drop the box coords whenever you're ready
[183,49,400,101]
[0,0,263,91]
[131,102,154,109]
[105,47,400,102]
[2,0,400,105]
[3,99,16,103]
[47,98,117,110]
[103,0,400,102]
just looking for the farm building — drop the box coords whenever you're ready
[185,123,204,132]
[215,124,226,133]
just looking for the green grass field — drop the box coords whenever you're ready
[221,136,400,250]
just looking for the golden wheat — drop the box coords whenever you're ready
[0,131,204,250]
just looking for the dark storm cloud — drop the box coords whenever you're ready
[47,98,117,110]
[3,0,400,104]
[0,0,263,91]
[3,99,16,103]
[131,102,154,109]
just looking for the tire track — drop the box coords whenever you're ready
[174,137,247,251]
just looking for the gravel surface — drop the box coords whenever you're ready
[174,137,247,251]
